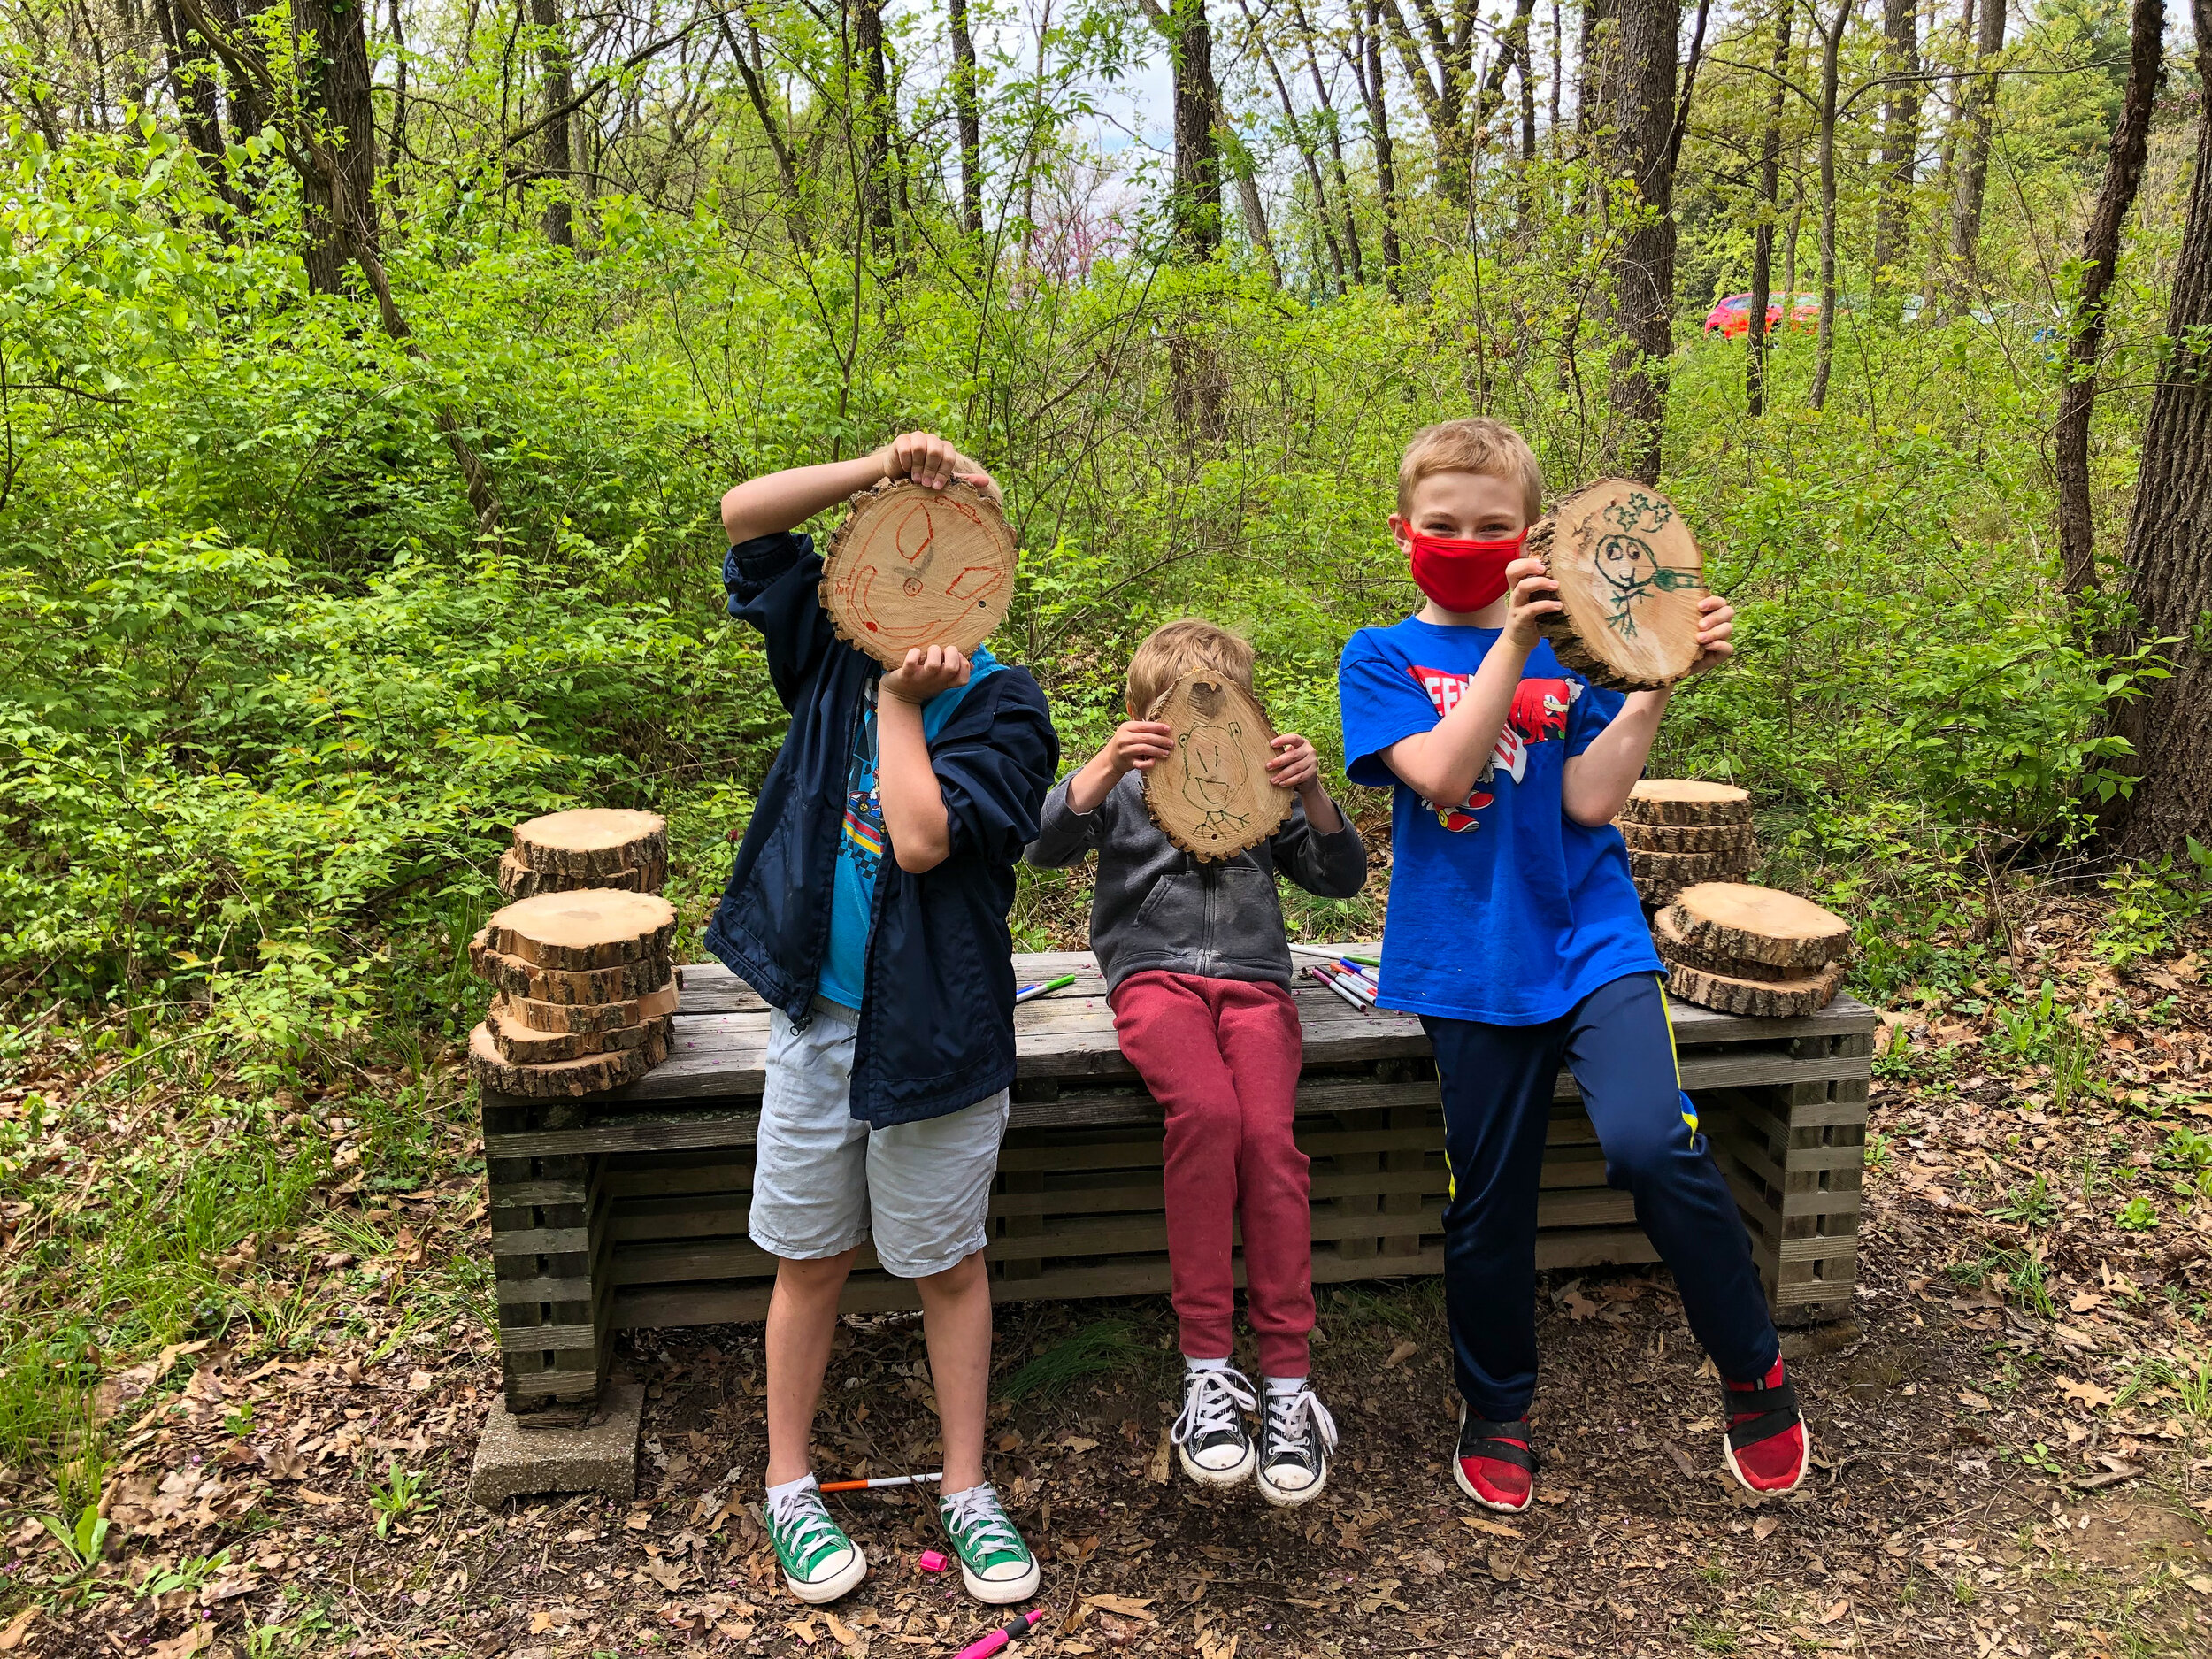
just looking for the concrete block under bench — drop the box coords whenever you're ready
[480,949,1875,1414]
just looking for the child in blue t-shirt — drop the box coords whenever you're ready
[1337,418,1809,1512]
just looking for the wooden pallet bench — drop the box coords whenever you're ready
[480,950,1876,1411]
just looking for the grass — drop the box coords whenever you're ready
[995,1318,1168,1403]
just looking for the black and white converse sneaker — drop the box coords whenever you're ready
[1256,1382,1338,1507]
[1170,1365,1257,1487]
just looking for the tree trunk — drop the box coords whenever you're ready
[209,0,269,144]
[1598,0,1680,481]
[1809,0,1853,411]
[1870,0,1921,284]
[2103,0,2212,859]
[949,0,983,237]
[1165,0,1224,257]
[855,0,896,256]
[1240,0,1345,283]
[1548,0,1563,138]
[529,0,575,247]
[151,0,225,172]
[2055,0,2163,598]
[1357,0,1402,292]
[1946,0,2006,293]
[388,0,410,185]
[291,0,379,296]
[1290,1,1363,279]
[1746,0,1791,416]
[1227,136,1282,283]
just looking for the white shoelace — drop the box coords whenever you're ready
[1171,1366,1257,1447]
[1264,1386,1340,1461]
[766,1484,842,1561]
[941,1484,1023,1558]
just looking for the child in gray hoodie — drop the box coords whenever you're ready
[1025,619,1367,1505]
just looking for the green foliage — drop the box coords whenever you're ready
[995,1317,1164,1403]
[2115,1196,2161,1232]
[366,1458,434,1537]
[2095,842,2212,970]
[37,1502,111,1573]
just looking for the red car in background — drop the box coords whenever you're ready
[1703,292,1823,337]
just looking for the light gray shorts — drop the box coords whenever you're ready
[747,999,1010,1279]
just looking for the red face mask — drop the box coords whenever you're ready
[1407,527,1529,614]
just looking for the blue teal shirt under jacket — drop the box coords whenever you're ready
[1337,617,1662,1026]
[705,530,1057,1127]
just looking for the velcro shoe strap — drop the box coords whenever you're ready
[1722,1379,1798,1422]
[1462,1418,1539,1473]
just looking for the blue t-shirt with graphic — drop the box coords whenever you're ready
[816,649,1005,1010]
[1337,618,1660,1025]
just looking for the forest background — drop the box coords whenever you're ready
[4,0,2212,1601]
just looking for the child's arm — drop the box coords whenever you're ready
[1559,595,1735,826]
[720,432,993,545]
[1264,733,1367,896]
[1379,558,1561,804]
[878,644,971,874]
[1028,724,1171,867]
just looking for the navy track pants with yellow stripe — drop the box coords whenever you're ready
[1422,972,1779,1422]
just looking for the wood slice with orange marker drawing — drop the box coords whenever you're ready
[821,478,1018,668]
[1141,669,1294,863]
[1525,479,1710,690]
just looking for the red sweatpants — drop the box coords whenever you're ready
[1109,971,1314,1378]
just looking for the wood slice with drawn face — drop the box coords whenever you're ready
[1527,479,1709,690]
[821,479,1019,668]
[1141,670,1294,862]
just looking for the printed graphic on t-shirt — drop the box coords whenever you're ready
[1405,665,1582,832]
[841,684,885,879]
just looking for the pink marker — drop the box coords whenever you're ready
[951,1609,1045,1659]
[918,1548,949,1573]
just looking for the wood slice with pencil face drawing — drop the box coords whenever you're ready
[1141,669,1294,862]
[821,479,1018,668]
[1526,479,1709,690]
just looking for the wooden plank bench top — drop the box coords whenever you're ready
[608,951,1877,1106]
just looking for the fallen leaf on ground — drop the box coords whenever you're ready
[1461,1516,1522,1539]
[1146,1428,1171,1485]
[0,1609,38,1651]
[823,1610,859,1645]
[1082,1594,1156,1620]
[1384,1340,1418,1368]
[407,1370,435,1392]
[2058,1376,2116,1410]
[1820,1599,1849,1624]
[1562,1289,1597,1321]
[785,1616,819,1646]
[147,1626,212,1659]
[1663,1439,1698,1478]
[1753,1516,1780,1540]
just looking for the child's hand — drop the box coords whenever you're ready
[1500,554,1563,650]
[1267,733,1322,795]
[1102,721,1175,777]
[885,432,976,493]
[883,645,972,704]
[1686,594,1734,674]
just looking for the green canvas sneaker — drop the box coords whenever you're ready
[766,1479,867,1604]
[939,1483,1041,1605]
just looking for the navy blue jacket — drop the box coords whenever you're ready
[704,530,1059,1127]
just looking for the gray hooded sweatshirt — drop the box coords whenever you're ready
[1025,770,1370,994]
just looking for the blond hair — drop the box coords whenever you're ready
[1396,418,1545,521]
[1125,618,1256,716]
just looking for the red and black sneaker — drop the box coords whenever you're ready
[1721,1358,1809,1495]
[1453,1403,1538,1513]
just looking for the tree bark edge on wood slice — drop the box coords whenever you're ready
[466,1021,666,1097]
[820,478,1019,669]
[496,981,680,1033]
[1626,845,1754,887]
[468,932,674,1004]
[1526,479,1709,690]
[483,890,678,971]
[496,848,667,900]
[1650,907,1802,981]
[1662,881,1853,972]
[1662,957,1846,1018]
[511,808,668,877]
[487,1002,676,1064]
[1618,780,1753,826]
[1616,818,1755,854]
[1140,669,1294,862]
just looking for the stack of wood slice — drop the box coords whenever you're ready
[1616,780,1756,907]
[1653,882,1851,1018]
[466,890,680,1094]
[497,809,668,899]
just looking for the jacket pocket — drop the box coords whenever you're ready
[1133,871,1203,934]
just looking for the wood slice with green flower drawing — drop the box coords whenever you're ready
[821,478,1018,668]
[1525,479,1709,690]
[1141,669,1294,862]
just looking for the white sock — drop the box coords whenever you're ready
[1264,1376,1309,1396]
[1185,1356,1231,1374]
[765,1472,818,1504]
[938,1482,987,1504]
